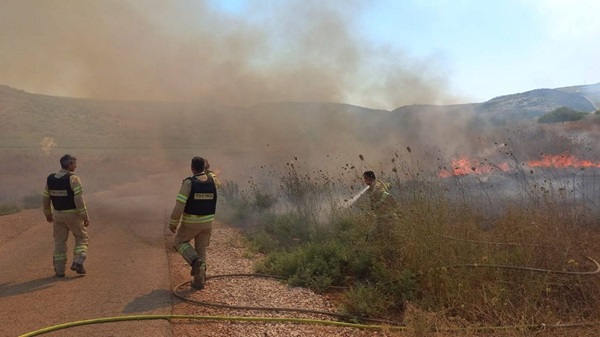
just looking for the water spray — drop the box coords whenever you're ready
[342,185,369,208]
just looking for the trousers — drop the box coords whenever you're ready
[173,221,213,286]
[53,211,88,274]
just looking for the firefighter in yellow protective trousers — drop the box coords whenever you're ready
[169,156,218,289]
[363,170,398,241]
[42,154,90,277]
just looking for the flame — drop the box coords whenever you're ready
[528,154,600,168]
[439,154,600,178]
[440,157,510,177]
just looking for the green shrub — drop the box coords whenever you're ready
[256,239,358,292]
[538,106,587,123]
[247,212,311,252]
[245,229,279,253]
[341,284,391,317]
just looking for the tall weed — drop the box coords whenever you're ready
[223,150,600,327]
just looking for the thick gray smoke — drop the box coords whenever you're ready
[0,0,460,110]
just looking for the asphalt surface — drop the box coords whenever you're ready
[0,189,175,337]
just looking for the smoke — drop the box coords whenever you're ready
[0,0,491,208]
[40,137,57,156]
[0,0,457,110]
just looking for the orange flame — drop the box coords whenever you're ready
[527,154,600,168]
[440,154,600,178]
[440,157,510,177]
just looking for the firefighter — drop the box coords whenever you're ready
[169,156,218,289]
[42,154,90,277]
[363,170,398,241]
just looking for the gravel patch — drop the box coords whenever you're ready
[168,222,397,337]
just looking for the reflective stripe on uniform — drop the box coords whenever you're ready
[74,245,88,255]
[55,209,77,213]
[182,214,214,224]
[42,190,50,197]
[176,193,188,203]
[73,185,83,195]
[169,219,179,226]
[53,253,67,261]
[56,209,78,213]
[177,242,194,255]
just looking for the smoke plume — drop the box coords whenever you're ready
[0,0,457,110]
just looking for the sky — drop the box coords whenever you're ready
[0,0,598,110]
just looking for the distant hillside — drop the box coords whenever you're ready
[0,85,389,155]
[556,83,600,109]
[473,87,597,125]
[388,84,600,126]
[1,82,600,152]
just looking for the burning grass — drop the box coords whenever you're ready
[218,147,600,334]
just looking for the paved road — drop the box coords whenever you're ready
[0,186,175,337]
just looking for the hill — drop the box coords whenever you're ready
[3,83,599,150]
[474,87,598,125]
[557,83,600,109]
[2,82,600,182]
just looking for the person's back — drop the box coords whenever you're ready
[42,154,90,277]
[169,156,218,289]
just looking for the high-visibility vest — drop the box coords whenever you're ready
[47,173,76,210]
[183,175,217,215]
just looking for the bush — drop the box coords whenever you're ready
[341,284,391,317]
[256,240,353,292]
[538,106,587,123]
[248,212,311,252]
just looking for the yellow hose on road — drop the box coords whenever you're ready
[18,314,394,337]
[18,313,600,336]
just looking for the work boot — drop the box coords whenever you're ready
[190,258,202,276]
[191,261,207,290]
[55,272,65,278]
[191,279,205,290]
[70,262,86,275]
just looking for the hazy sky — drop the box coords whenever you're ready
[1,0,598,109]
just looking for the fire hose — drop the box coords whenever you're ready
[19,272,600,336]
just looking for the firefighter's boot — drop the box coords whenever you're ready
[191,260,206,290]
[70,262,86,275]
[191,258,202,276]
[53,254,67,278]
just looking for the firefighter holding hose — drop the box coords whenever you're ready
[362,170,398,241]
